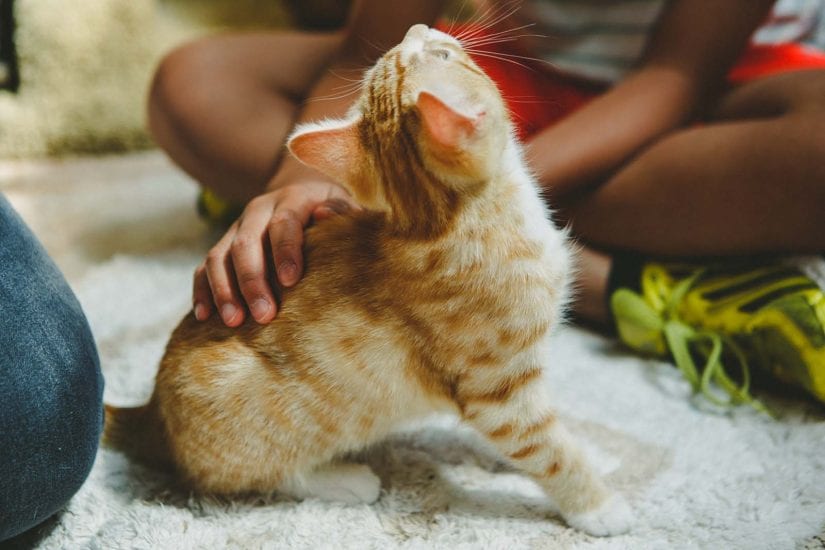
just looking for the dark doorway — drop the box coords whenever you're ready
[0,0,18,92]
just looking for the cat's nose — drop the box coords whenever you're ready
[404,24,429,42]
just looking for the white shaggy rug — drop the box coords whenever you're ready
[3,153,825,549]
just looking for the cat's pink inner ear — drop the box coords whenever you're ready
[417,91,482,149]
[287,121,359,179]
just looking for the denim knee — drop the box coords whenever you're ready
[0,316,103,542]
[0,194,104,541]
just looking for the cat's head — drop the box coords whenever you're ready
[288,24,512,236]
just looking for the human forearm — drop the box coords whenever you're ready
[196,0,449,327]
[269,0,447,191]
[525,65,701,201]
[527,0,775,203]
[266,47,370,191]
[267,78,358,190]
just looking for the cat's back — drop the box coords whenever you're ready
[297,184,569,382]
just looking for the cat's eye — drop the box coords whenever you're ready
[432,48,450,60]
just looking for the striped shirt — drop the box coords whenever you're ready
[526,0,824,82]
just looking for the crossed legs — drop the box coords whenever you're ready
[149,31,344,203]
[148,34,825,326]
[560,70,825,325]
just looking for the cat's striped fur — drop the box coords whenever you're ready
[104,24,632,536]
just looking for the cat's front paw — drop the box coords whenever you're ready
[321,463,382,505]
[283,463,382,505]
[564,494,633,537]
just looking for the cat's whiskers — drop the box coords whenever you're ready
[471,1,522,35]
[451,0,522,43]
[461,49,539,72]
[307,67,370,102]
[465,48,548,64]
[308,87,364,103]
[356,35,394,61]
[459,23,540,48]
[329,68,368,84]
[449,2,497,42]
[444,0,474,38]
[461,34,545,50]
[500,95,550,105]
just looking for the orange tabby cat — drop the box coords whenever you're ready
[105,24,632,536]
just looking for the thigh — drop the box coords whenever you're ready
[713,68,825,120]
[161,30,346,100]
[0,195,103,542]
[150,30,348,200]
[564,70,825,255]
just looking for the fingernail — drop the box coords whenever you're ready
[250,299,271,321]
[194,303,208,321]
[221,303,238,324]
[278,262,298,285]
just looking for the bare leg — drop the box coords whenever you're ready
[563,70,825,256]
[573,247,613,326]
[565,70,825,324]
[149,31,344,203]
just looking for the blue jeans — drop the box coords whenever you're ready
[0,194,103,542]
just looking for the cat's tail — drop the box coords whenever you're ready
[103,400,173,470]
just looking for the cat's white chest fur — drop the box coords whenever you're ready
[458,139,572,318]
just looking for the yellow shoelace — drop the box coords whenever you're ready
[614,272,773,416]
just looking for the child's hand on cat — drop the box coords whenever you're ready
[192,180,358,326]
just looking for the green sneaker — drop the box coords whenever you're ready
[196,189,243,227]
[610,259,825,412]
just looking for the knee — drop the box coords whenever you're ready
[791,85,825,183]
[0,315,103,541]
[44,306,104,468]
[791,69,825,112]
[148,38,227,143]
[770,69,825,123]
[42,337,104,491]
[766,71,825,194]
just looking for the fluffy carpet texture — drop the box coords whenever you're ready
[2,153,825,549]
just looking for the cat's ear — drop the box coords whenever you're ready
[287,118,360,179]
[416,90,484,151]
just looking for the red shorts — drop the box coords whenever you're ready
[438,24,825,141]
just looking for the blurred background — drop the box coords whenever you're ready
[0,0,354,159]
[0,0,823,160]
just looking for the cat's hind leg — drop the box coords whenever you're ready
[278,462,381,505]
[458,366,633,536]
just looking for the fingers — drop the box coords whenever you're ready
[269,207,306,287]
[194,193,293,326]
[203,224,247,327]
[230,197,279,324]
[192,264,214,321]
[271,185,360,286]
[192,181,359,326]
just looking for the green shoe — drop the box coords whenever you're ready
[611,259,825,412]
[196,189,243,227]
